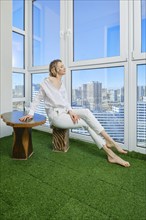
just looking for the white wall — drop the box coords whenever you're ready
[0,0,13,137]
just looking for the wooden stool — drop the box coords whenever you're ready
[51,126,69,152]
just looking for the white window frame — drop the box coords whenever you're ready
[11,0,144,153]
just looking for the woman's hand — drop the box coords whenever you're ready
[68,110,80,124]
[19,114,33,122]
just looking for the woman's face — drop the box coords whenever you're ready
[57,62,66,76]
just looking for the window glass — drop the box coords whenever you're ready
[72,66,124,143]
[32,0,60,66]
[31,73,49,125]
[12,0,24,30]
[137,64,146,147]
[12,72,24,98]
[141,0,146,53]
[73,0,120,61]
[13,102,24,111]
[12,32,24,68]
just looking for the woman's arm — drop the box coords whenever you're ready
[19,86,45,122]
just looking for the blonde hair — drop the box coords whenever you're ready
[49,59,62,77]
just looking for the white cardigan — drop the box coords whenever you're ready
[29,77,72,118]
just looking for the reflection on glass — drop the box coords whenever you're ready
[12,73,24,98]
[31,73,49,125]
[141,0,146,53]
[13,102,24,111]
[12,0,24,30]
[12,32,24,68]
[32,0,60,66]
[137,64,146,147]
[72,67,124,143]
[73,0,120,61]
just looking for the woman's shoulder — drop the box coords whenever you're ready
[38,78,48,90]
[44,77,49,82]
[41,77,49,85]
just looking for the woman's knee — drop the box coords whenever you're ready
[83,109,93,119]
[85,108,91,113]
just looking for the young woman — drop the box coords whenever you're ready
[20,59,130,167]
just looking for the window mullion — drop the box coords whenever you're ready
[120,0,128,60]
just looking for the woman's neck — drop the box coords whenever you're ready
[55,75,62,82]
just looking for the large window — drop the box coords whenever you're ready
[137,64,146,147]
[32,0,60,66]
[72,67,124,143]
[73,0,120,61]
[10,0,146,153]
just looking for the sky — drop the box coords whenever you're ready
[12,0,146,89]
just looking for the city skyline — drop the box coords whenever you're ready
[12,79,146,102]
[12,79,146,146]
[12,63,146,90]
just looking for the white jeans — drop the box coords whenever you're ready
[47,108,106,149]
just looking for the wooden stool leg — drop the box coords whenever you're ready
[52,127,69,152]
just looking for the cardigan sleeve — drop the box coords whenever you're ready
[28,86,45,116]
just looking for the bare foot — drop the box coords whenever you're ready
[108,155,130,167]
[107,142,127,154]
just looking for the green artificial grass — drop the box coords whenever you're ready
[0,130,146,220]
